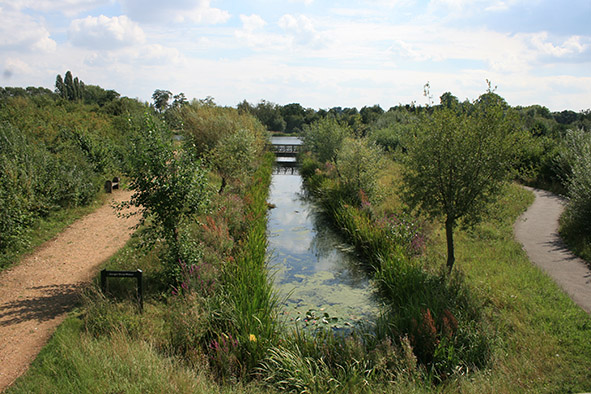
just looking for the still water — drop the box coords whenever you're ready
[267,137,376,330]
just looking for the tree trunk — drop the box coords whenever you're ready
[445,216,455,273]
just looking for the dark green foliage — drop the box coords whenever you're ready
[83,84,120,107]
[369,108,417,154]
[280,103,306,133]
[0,122,103,267]
[238,99,286,132]
[151,89,172,113]
[55,71,84,101]
[0,86,54,99]
[360,104,384,125]
[559,129,591,261]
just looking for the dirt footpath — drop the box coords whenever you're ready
[514,186,591,313]
[0,191,139,391]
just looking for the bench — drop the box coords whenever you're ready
[104,177,120,193]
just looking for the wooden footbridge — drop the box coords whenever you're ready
[271,143,300,158]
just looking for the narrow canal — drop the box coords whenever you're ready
[267,137,377,330]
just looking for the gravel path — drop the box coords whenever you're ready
[0,191,138,391]
[514,186,591,313]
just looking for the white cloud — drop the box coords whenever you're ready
[428,0,523,15]
[135,44,183,66]
[3,58,33,78]
[83,43,183,68]
[526,32,588,58]
[0,7,56,52]
[121,0,230,24]
[69,15,145,49]
[235,14,275,48]
[278,14,325,48]
[241,14,267,31]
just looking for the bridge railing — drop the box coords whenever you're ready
[271,144,300,154]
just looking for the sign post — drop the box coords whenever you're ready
[100,269,143,312]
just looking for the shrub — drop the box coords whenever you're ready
[301,117,349,164]
[559,129,591,258]
[122,113,210,281]
[210,128,259,193]
[335,137,384,202]
[374,260,491,380]
[181,102,268,159]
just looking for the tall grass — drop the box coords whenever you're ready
[212,153,281,376]
[7,317,202,394]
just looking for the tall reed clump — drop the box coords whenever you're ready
[206,153,280,380]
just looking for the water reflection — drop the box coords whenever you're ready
[267,162,377,330]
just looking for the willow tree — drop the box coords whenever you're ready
[403,92,520,272]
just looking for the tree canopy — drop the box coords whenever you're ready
[402,92,521,271]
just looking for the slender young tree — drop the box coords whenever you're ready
[55,74,66,98]
[403,92,520,272]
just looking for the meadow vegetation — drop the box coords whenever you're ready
[3,79,591,393]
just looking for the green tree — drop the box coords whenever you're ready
[439,92,460,110]
[402,93,520,272]
[301,117,349,164]
[210,128,258,193]
[360,104,384,125]
[123,114,210,263]
[64,71,75,100]
[152,89,172,113]
[254,100,286,132]
[55,74,66,99]
[280,103,306,133]
[55,71,84,101]
[335,137,384,200]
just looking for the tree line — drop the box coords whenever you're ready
[236,96,591,136]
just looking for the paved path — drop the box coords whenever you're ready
[514,186,591,313]
[0,191,139,391]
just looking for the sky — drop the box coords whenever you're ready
[1,0,590,111]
